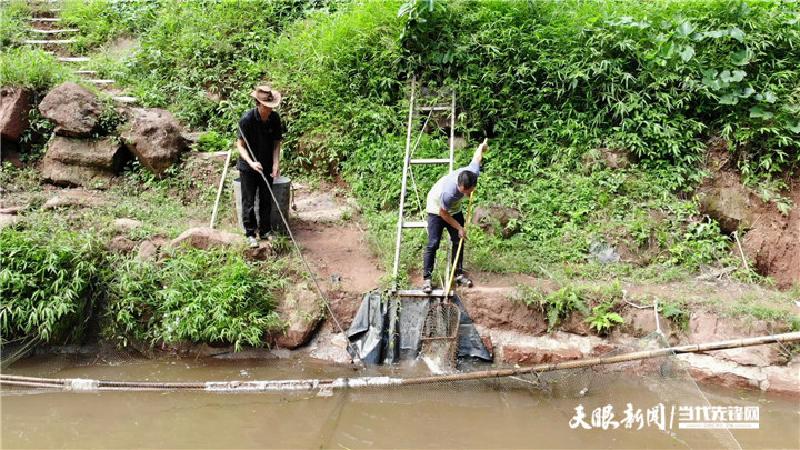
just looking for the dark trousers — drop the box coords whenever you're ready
[240,169,273,237]
[422,212,465,280]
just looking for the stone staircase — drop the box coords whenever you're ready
[22,0,138,105]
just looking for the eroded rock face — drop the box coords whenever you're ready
[39,82,102,137]
[0,87,31,141]
[688,312,787,367]
[460,287,548,335]
[123,108,188,175]
[41,136,128,187]
[169,227,242,250]
[274,282,324,349]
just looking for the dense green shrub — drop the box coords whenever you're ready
[106,248,286,351]
[61,0,162,53]
[0,0,30,48]
[0,48,73,90]
[119,0,311,131]
[0,227,106,343]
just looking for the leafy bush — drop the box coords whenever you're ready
[106,248,286,351]
[0,227,106,343]
[0,0,30,48]
[61,0,161,53]
[0,48,73,90]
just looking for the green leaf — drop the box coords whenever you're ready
[749,106,773,119]
[756,91,777,103]
[729,27,745,41]
[678,21,695,36]
[719,94,739,105]
[730,49,752,66]
[679,46,694,62]
[785,122,800,133]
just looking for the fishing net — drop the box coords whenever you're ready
[419,301,460,373]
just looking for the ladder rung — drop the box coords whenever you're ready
[395,289,451,298]
[418,106,450,112]
[410,158,450,164]
[402,221,427,229]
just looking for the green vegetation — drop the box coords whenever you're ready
[517,282,625,333]
[106,249,286,351]
[0,226,105,343]
[0,160,291,351]
[61,0,161,53]
[0,0,30,48]
[0,48,73,90]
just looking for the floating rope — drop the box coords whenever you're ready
[4,332,798,393]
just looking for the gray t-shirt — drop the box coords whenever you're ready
[425,158,481,215]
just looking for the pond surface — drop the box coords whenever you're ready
[2,353,798,449]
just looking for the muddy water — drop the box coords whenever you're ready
[2,354,798,449]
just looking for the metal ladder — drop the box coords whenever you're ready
[391,79,456,295]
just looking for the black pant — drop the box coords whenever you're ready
[240,169,273,237]
[422,212,465,280]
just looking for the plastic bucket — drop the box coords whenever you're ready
[233,175,291,234]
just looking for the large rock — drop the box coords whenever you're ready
[169,227,242,250]
[39,82,102,137]
[123,108,188,175]
[0,87,31,141]
[697,186,755,234]
[41,136,128,187]
[274,282,324,349]
[43,189,107,210]
[471,205,521,238]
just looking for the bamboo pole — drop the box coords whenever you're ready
[3,332,798,393]
[209,149,232,229]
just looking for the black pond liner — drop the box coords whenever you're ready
[346,291,492,365]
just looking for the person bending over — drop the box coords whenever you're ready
[421,138,488,293]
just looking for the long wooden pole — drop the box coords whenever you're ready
[3,332,798,392]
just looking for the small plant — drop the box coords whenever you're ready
[196,131,232,153]
[658,300,690,330]
[585,301,625,335]
[518,284,589,330]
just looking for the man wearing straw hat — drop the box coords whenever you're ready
[236,85,284,248]
[421,138,488,293]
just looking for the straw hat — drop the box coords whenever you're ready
[250,85,282,108]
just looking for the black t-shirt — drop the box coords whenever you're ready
[237,108,283,172]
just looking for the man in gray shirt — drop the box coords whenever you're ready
[422,139,488,293]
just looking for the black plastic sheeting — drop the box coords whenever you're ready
[346,291,492,365]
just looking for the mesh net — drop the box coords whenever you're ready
[419,301,460,373]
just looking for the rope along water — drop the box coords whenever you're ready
[237,123,362,363]
[3,332,798,393]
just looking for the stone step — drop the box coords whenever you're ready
[111,96,138,104]
[29,28,78,34]
[85,79,115,84]
[73,70,98,75]
[22,39,76,44]
[28,18,62,22]
[58,57,90,62]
